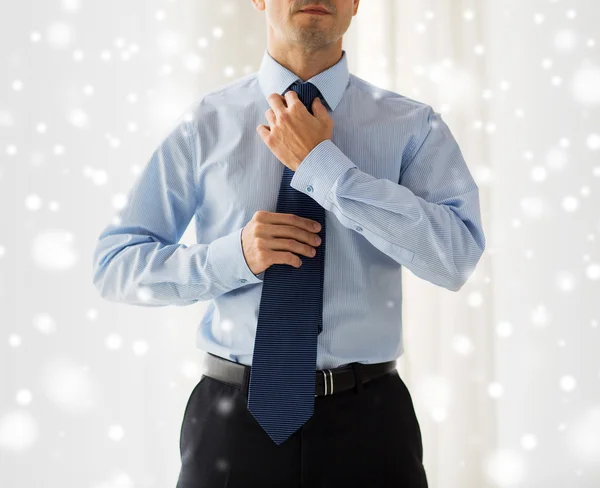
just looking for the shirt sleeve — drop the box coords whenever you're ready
[289,105,486,292]
[91,115,263,307]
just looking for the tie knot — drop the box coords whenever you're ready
[285,81,323,114]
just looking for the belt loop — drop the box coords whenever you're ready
[351,363,363,394]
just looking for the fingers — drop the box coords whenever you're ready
[267,93,287,117]
[270,237,317,258]
[265,108,276,127]
[283,91,304,110]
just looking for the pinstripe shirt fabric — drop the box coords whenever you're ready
[92,48,486,370]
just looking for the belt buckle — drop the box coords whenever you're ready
[315,369,334,397]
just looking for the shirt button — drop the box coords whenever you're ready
[355,226,362,232]
[306,185,313,193]
[240,279,247,283]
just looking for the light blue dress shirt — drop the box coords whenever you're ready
[92,48,486,369]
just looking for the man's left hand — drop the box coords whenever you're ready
[257,91,333,172]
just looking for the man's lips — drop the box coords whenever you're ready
[299,8,330,14]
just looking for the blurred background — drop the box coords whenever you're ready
[1,0,600,487]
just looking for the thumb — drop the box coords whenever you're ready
[312,97,328,119]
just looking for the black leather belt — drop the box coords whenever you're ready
[202,352,398,397]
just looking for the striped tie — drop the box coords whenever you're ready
[247,81,326,446]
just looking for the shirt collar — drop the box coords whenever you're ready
[257,48,350,111]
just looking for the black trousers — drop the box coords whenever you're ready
[175,367,429,488]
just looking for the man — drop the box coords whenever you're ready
[92,0,486,486]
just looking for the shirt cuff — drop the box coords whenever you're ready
[207,227,264,288]
[290,139,357,207]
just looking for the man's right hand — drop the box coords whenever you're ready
[241,210,322,275]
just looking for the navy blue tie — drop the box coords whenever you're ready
[247,81,326,446]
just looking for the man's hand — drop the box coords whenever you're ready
[256,91,333,172]
[241,210,323,275]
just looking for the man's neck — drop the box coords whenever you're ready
[266,43,343,82]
